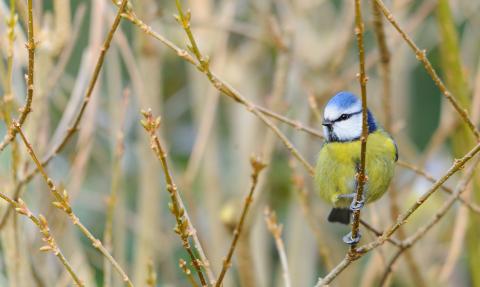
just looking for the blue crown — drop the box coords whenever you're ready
[326,91,360,109]
[326,91,377,133]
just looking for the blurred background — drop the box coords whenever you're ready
[0,0,479,286]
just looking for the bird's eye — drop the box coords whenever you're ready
[339,114,349,120]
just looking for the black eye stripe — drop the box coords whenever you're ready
[333,110,362,123]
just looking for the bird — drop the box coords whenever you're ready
[314,91,398,245]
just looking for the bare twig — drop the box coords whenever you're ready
[264,207,292,287]
[13,122,134,287]
[402,157,480,249]
[316,141,480,285]
[0,192,84,286]
[0,0,35,151]
[397,160,480,214]
[374,0,480,140]
[215,156,267,287]
[121,2,315,176]
[349,0,369,251]
[291,173,333,270]
[0,0,130,230]
[141,110,209,287]
[179,259,200,287]
[357,141,480,254]
[378,249,403,287]
[103,90,129,287]
[315,256,351,287]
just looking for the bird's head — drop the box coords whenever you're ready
[322,92,377,142]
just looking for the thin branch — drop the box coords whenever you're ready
[379,157,480,285]
[120,2,315,176]
[371,0,392,131]
[374,0,480,140]
[397,160,480,214]
[215,156,267,287]
[0,0,35,151]
[264,207,292,287]
[349,0,369,251]
[179,259,200,287]
[0,0,130,230]
[103,90,129,287]
[402,157,480,248]
[378,248,403,287]
[291,173,334,270]
[356,141,480,255]
[359,219,403,248]
[314,256,352,287]
[0,192,84,286]
[141,110,209,287]
[316,141,480,285]
[13,122,134,287]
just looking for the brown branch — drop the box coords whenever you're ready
[397,160,480,214]
[349,0,369,251]
[356,141,480,255]
[120,1,315,177]
[379,157,480,285]
[179,259,200,287]
[402,157,480,249]
[359,219,403,248]
[314,256,352,287]
[291,173,334,270]
[0,0,36,151]
[13,122,134,287]
[0,0,35,151]
[0,0,130,230]
[215,156,267,287]
[378,248,403,287]
[264,207,292,287]
[0,192,84,286]
[371,0,392,131]
[103,90,129,287]
[141,110,209,287]
[374,0,480,140]
[316,141,480,285]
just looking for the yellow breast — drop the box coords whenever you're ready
[314,130,397,207]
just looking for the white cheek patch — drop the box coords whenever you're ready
[324,101,362,121]
[332,113,362,141]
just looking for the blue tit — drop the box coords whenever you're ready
[314,91,398,244]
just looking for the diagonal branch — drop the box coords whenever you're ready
[141,110,209,287]
[373,0,480,140]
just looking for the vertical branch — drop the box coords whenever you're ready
[141,110,209,287]
[370,0,391,131]
[215,156,267,287]
[350,0,369,251]
[0,0,35,151]
[264,207,292,287]
[103,90,129,287]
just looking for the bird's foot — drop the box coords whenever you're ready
[349,198,364,212]
[342,231,361,245]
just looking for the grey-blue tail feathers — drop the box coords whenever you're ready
[328,208,351,225]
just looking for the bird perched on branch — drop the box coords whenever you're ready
[315,91,398,245]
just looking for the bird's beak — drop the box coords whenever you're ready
[322,120,332,127]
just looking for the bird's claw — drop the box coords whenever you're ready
[350,199,364,212]
[342,231,361,245]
